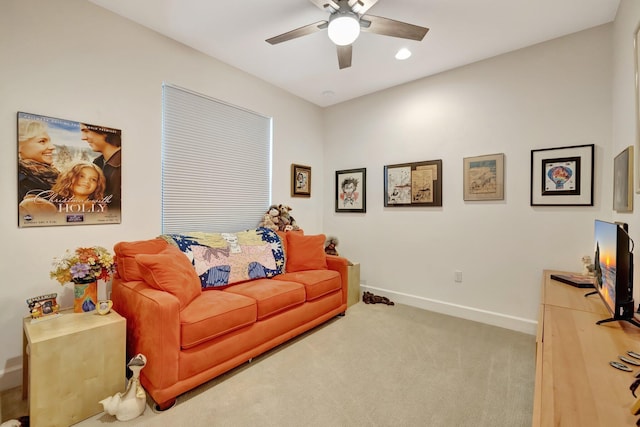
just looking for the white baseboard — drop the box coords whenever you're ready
[361,285,537,335]
[0,364,23,392]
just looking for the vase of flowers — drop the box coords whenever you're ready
[50,246,115,313]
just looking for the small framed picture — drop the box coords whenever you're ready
[614,146,634,212]
[26,293,60,320]
[463,153,505,201]
[335,168,366,213]
[530,144,594,206]
[291,164,311,197]
[634,23,640,193]
[384,159,442,207]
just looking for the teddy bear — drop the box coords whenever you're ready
[277,204,299,232]
[258,205,280,231]
[324,236,339,256]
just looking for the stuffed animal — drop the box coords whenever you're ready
[325,236,339,255]
[277,204,299,232]
[100,354,148,421]
[258,205,280,231]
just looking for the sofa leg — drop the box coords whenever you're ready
[336,311,346,317]
[154,398,177,412]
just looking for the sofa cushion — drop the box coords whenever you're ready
[135,245,202,309]
[161,228,285,288]
[285,233,328,272]
[114,238,169,281]
[275,229,303,257]
[224,279,305,320]
[179,291,257,349]
[272,270,341,301]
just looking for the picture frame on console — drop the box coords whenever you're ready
[384,159,442,207]
[291,164,311,197]
[463,153,505,201]
[335,168,366,213]
[530,144,594,206]
[614,146,634,213]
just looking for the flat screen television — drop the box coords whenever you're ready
[592,219,638,327]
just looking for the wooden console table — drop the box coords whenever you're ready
[533,270,640,426]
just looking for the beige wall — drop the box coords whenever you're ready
[0,0,325,391]
[1,0,636,393]
[323,24,614,333]
[612,1,640,251]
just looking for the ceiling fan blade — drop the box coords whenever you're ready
[349,0,378,15]
[360,15,429,41]
[266,21,328,45]
[309,0,339,13]
[337,45,352,69]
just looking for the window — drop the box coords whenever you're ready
[162,84,272,233]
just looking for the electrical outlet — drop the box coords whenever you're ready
[454,271,463,283]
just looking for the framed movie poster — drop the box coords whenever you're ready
[384,159,442,207]
[335,168,366,213]
[17,112,122,227]
[530,144,594,206]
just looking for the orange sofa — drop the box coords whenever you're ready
[111,229,348,410]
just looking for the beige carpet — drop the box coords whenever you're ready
[2,302,535,427]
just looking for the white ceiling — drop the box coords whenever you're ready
[88,0,620,107]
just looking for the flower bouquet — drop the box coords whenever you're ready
[50,246,115,312]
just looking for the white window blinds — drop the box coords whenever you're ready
[161,84,272,234]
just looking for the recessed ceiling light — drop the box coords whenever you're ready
[395,48,412,60]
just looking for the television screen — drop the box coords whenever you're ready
[594,220,618,315]
[593,219,637,326]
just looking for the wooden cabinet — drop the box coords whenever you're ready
[23,310,126,427]
[533,270,640,426]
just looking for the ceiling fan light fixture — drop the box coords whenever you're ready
[395,48,412,60]
[327,12,360,46]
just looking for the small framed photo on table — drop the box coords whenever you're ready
[530,144,594,206]
[335,168,366,212]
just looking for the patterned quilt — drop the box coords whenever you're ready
[160,227,285,288]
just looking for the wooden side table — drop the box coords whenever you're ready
[23,309,126,427]
[347,261,360,307]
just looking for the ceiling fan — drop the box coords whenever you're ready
[266,0,429,69]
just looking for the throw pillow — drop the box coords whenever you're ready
[286,233,328,272]
[114,238,169,281]
[135,245,202,309]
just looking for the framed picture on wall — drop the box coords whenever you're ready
[17,112,122,227]
[463,153,505,201]
[384,159,442,207]
[634,23,640,193]
[614,146,634,212]
[335,168,366,213]
[530,144,594,206]
[291,164,311,197]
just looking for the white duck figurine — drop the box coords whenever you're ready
[99,353,147,421]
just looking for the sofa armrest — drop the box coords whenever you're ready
[111,278,181,390]
[326,255,349,306]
